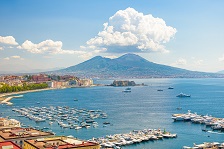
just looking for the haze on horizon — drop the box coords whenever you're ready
[0,0,224,73]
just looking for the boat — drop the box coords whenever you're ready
[168,87,174,89]
[176,93,191,97]
[157,89,163,91]
[122,88,131,92]
[74,98,78,101]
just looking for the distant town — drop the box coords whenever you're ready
[0,74,93,93]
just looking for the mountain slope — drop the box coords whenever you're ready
[55,53,224,78]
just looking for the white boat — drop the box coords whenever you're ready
[176,93,191,97]
[122,88,131,92]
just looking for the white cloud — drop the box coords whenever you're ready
[0,36,18,45]
[174,58,187,66]
[86,7,176,53]
[11,55,21,59]
[0,47,3,50]
[3,55,24,60]
[219,54,224,62]
[19,39,86,55]
[104,55,118,59]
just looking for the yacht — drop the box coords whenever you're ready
[176,93,191,97]
[122,87,131,92]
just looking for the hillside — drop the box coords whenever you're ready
[54,53,224,78]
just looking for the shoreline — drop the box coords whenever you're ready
[0,88,56,101]
[0,85,96,102]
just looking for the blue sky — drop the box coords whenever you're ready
[0,0,224,73]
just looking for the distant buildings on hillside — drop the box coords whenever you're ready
[0,74,93,89]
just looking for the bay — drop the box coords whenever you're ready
[1,78,224,149]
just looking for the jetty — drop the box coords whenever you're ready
[89,129,177,148]
[1,95,23,105]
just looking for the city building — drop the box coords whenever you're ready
[79,79,93,86]
[0,118,21,129]
[31,74,50,83]
[24,136,100,149]
[0,141,21,149]
[0,127,54,148]
[47,81,69,88]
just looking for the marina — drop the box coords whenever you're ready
[183,142,224,149]
[172,110,224,132]
[12,106,107,131]
[90,129,177,148]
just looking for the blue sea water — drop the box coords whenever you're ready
[1,78,224,149]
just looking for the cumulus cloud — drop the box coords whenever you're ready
[19,39,86,55]
[0,47,3,50]
[219,54,224,62]
[86,7,177,53]
[0,36,18,45]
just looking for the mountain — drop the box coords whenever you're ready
[54,53,224,78]
[217,70,224,74]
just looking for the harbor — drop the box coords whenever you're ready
[1,78,224,148]
[12,106,108,130]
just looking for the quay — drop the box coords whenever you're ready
[89,129,177,148]
[172,110,224,132]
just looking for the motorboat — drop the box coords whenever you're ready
[122,87,131,92]
[176,93,191,97]
[168,86,174,89]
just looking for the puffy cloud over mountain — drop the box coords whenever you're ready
[86,7,177,53]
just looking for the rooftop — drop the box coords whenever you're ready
[0,127,54,140]
[25,136,100,149]
[0,141,21,149]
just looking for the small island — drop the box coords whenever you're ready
[109,80,146,87]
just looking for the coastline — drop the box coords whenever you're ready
[0,88,56,101]
[0,85,96,102]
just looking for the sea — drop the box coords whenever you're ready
[1,78,224,149]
